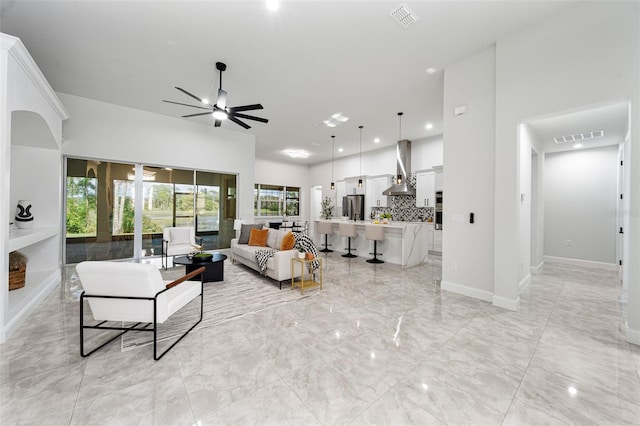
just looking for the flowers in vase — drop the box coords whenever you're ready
[320,196,334,220]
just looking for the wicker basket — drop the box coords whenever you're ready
[9,265,26,291]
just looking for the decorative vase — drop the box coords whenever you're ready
[15,200,34,229]
[305,252,314,260]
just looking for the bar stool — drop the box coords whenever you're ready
[365,224,384,264]
[317,221,334,252]
[339,222,357,258]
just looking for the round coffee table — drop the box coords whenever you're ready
[173,252,228,283]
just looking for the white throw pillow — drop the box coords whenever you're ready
[170,228,191,246]
[266,229,278,249]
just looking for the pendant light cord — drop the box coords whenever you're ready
[359,126,363,178]
[331,135,335,182]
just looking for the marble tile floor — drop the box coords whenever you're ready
[1,252,639,425]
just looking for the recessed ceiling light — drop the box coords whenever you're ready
[425,123,433,129]
[318,112,349,128]
[312,142,320,146]
[374,138,380,143]
[202,98,209,105]
[283,149,310,158]
[573,143,583,149]
[338,148,344,153]
[331,113,349,122]
[266,0,279,11]
[425,67,437,74]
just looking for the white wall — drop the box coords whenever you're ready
[441,46,496,302]
[58,93,256,222]
[493,2,639,318]
[544,145,618,264]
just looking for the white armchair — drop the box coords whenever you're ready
[76,261,205,360]
[162,226,202,269]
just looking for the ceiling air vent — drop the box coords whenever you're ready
[554,130,604,144]
[390,3,418,29]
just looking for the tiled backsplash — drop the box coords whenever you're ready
[371,172,435,222]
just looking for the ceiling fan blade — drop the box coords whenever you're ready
[175,87,206,104]
[228,115,251,129]
[228,104,264,113]
[214,119,222,127]
[217,89,227,110]
[231,112,269,123]
[162,100,210,110]
[182,112,213,118]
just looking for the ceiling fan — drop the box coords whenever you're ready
[163,62,268,130]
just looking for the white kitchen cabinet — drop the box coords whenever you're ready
[1,34,69,343]
[433,165,444,191]
[370,175,393,208]
[425,223,435,251]
[433,229,443,253]
[344,177,366,195]
[415,170,435,207]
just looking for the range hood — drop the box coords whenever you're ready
[382,139,416,196]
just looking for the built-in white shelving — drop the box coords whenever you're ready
[1,33,69,343]
[8,227,58,252]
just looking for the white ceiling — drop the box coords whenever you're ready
[3,0,619,165]
[528,102,629,153]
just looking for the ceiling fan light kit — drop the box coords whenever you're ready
[163,61,268,130]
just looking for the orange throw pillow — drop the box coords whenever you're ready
[248,228,269,247]
[280,232,296,250]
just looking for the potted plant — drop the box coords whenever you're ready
[297,247,306,259]
[320,196,334,220]
[380,213,392,224]
[191,242,213,262]
[8,251,27,291]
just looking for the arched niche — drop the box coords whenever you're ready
[10,109,58,150]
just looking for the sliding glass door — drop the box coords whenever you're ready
[65,159,137,263]
[65,158,237,264]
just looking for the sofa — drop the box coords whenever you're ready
[231,225,302,285]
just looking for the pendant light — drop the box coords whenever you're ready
[358,125,363,188]
[330,135,336,191]
[396,112,403,184]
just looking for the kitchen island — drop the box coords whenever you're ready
[314,219,433,268]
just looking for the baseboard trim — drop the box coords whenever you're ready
[441,280,493,303]
[626,324,640,346]
[531,261,544,274]
[1,270,60,343]
[492,295,520,311]
[543,256,617,271]
[519,274,531,293]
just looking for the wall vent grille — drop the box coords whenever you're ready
[390,3,418,29]
[553,130,604,144]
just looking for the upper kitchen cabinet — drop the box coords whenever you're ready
[344,176,366,195]
[1,33,69,343]
[415,169,435,208]
[370,174,393,208]
[433,165,444,191]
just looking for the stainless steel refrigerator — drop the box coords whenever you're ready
[342,195,365,221]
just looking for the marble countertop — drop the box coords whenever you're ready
[315,219,434,228]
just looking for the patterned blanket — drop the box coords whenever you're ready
[255,248,278,275]
[254,232,320,275]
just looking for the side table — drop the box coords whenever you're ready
[290,257,323,295]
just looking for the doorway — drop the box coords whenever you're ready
[522,101,629,275]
